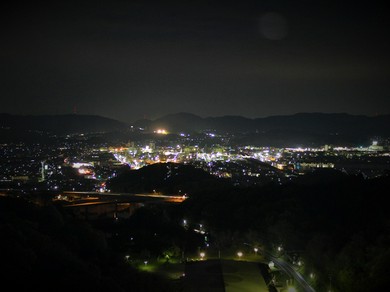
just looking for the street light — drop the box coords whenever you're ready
[200,252,205,260]
[254,247,258,255]
[237,251,243,259]
[268,261,275,269]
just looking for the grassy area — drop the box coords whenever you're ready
[221,260,268,292]
[135,258,185,280]
[132,252,270,291]
[183,259,225,292]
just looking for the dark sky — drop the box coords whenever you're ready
[1,0,389,122]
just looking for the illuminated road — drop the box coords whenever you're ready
[243,243,315,292]
[264,251,315,292]
[62,191,188,203]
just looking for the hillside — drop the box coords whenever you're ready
[107,162,229,194]
[133,112,390,146]
[0,113,129,134]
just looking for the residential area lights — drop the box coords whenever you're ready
[108,137,389,183]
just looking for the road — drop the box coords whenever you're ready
[62,191,188,203]
[264,250,315,292]
[243,243,315,292]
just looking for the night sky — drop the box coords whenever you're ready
[1,0,389,123]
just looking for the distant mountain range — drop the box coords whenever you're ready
[0,113,128,134]
[1,112,389,146]
[135,112,390,135]
[134,112,390,146]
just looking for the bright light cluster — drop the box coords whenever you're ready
[154,129,168,135]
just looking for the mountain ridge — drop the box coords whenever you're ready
[134,111,390,133]
[0,113,129,134]
[132,112,390,146]
[1,112,389,145]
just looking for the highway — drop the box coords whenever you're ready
[62,191,188,203]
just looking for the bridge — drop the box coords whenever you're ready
[56,191,188,220]
[60,191,188,203]
[1,189,188,219]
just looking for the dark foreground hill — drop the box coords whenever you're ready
[107,162,229,194]
[0,196,174,292]
[179,170,390,292]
